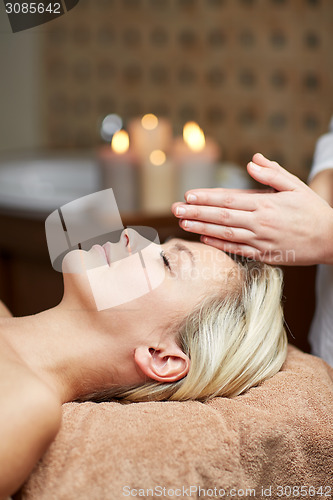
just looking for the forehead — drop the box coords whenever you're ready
[165,238,238,285]
[167,238,233,264]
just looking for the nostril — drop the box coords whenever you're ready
[123,227,139,252]
[123,230,130,248]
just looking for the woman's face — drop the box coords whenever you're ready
[62,229,238,324]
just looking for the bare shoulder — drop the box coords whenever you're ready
[1,366,62,428]
[0,362,61,499]
[0,301,13,318]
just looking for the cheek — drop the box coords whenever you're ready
[86,254,166,312]
[87,258,148,311]
[127,280,184,324]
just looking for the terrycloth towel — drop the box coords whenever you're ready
[18,345,333,500]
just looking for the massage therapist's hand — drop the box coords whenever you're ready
[171,153,333,266]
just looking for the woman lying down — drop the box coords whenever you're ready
[0,227,287,499]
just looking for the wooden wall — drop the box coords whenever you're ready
[42,0,333,179]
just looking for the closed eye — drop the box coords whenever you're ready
[160,250,172,272]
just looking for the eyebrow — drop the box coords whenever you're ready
[172,242,196,270]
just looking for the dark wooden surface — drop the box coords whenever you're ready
[0,211,316,354]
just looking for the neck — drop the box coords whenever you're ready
[0,304,133,404]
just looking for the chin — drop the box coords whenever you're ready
[62,248,107,275]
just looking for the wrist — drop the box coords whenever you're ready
[320,207,333,265]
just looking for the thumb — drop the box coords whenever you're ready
[247,153,301,192]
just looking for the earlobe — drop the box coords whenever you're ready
[134,345,190,383]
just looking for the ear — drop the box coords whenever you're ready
[134,344,190,383]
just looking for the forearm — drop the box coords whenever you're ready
[319,210,333,265]
[309,169,333,207]
[309,169,333,265]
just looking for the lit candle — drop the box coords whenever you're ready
[172,122,221,201]
[128,113,173,161]
[98,130,139,214]
[112,129,130,153]
[141,149,175,214]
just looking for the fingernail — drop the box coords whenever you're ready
[176,206,186,216]
[183,220,193,228]
[186,194,197,203]
[250,161,261,171]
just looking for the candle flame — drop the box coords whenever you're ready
[183,121,206,152]
[111,130,129,154]
[150,149,166,166]
[142,113,158,131]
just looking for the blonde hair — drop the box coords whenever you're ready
[80,259,287,403]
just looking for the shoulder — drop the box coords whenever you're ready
[0,301,13,318]
[0,365,61,499]
[18,373,62,426]
[1,364,62,435]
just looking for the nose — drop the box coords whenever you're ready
[124,228,157,254]
[120,229,130,249]
[123,228,141,253]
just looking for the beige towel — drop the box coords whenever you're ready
[18,345,333,500]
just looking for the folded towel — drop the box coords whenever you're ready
[18,345,333,500]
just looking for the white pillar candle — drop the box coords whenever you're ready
[140,149,175,214]
[98,130,139,214]
[171,122,221,201]
[128,114,173,161]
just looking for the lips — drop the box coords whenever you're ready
[103,246,109,265]
[102,242,111,265]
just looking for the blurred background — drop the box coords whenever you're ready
[0,0,332,352]
[1,0,333,175]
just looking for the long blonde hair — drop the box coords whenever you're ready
[79,259,287,403]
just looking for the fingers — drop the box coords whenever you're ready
[248,153,303,192]
[171,201,185,212]
[172,203,256,230]
[181,188,260,211]
[252,152,276,167]
[177,218,256,245]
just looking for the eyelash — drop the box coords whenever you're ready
[160,250,172,272]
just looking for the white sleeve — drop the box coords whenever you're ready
[308,116,333,183]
